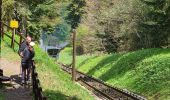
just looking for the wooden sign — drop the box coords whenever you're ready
[10,20,18,28]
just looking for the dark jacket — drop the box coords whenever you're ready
[18,41,27,55]
[21,47,35,63]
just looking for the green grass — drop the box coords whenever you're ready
[34,45,94,100]
[58,47,72,64]
[58,47,98,67]
[2,31,21,52]
[1,39,94,100]
[1,39,20,61]
[59,47,170,100]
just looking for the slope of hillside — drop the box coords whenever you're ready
[34,45,94,100]
[0,40,94,100]
[59,48,170,100]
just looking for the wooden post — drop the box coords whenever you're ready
[2,23,4,39]
[11,28,15,49]
[19,33,22,45]
[0,69,3,76]
[72,30,76,82]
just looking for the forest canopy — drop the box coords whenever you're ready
[2,0,170,54]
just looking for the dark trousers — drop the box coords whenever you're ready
[21,63,31,83]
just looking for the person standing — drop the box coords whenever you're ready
[18,36,32,76]
[18,36,32,57]
[27,42,35,83]
[21,41,35,84]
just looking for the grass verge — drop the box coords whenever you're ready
[59,47,170,100]
[34,45,94,100]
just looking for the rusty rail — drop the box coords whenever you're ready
[58,63,147,100]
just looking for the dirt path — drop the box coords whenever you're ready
[0,58,32,100]
[0,58,20,76]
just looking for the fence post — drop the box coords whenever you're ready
[38,87,42,100]
[1,23,4,39]
[32,72,35,94]
[72,29,76,82]
[11,28,15,49]
[0,69,3,76]
[35,79,39,100]
[19,33,22,45]
[34,74,37,100]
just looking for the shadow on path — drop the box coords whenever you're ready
[10,75,22,86]
[1,74,32,100]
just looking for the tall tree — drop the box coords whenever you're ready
[13,0,63,40]
[65,0,86,29]
[139,0,170,48]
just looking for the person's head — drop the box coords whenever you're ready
[26,36,32,44]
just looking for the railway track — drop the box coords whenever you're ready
[58,63,147,100]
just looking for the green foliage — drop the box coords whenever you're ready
[138,0,170,48]
[66,0,170,54]
[26,0,62,40]
[3,0,170,52]
[68,0,144,53]
[76,24,90,38]
[65,0,86,29]
[53,23,71,42]
[2,32,21,52]
[15,0,49,11]
[2,0,14,22]
[2,0,69,41]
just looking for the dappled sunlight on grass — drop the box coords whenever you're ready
[59,47,170,100]
[34,46,94,100]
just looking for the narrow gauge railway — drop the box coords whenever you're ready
[58,63,147,100]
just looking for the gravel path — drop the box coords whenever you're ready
[0,58,32,100]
